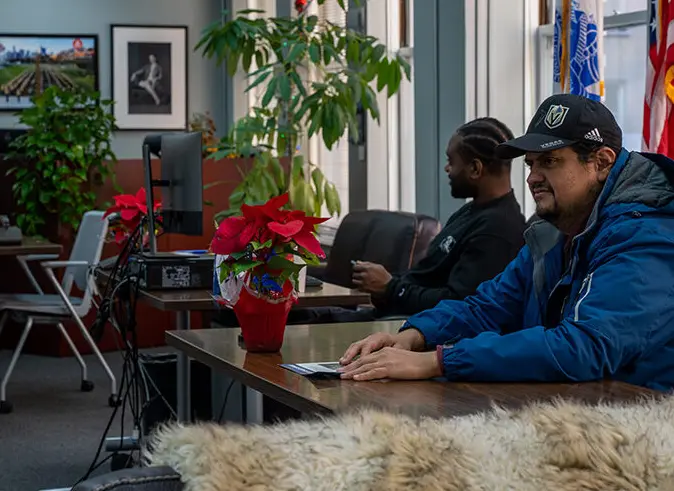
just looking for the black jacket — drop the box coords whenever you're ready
[374,191,526,315]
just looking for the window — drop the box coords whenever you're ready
[603,0,647,15]
[536,8,647,151]
[603,24,647,150]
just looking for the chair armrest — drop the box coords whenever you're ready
[41,260,89,269]
[71,466,183,491]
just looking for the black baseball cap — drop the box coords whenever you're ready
[495,94,623,159]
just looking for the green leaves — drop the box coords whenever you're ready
[309,42,321,64]
[6,86,118,235]
[267,254,302,273]
[287,42,307,63]
[324,182,341,216]
[198,4,412,221]
[261,76,278,107]
[232,259,264,276]
[277,73,291,101]
[247,69,272,92]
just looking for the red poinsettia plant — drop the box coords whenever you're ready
[211,193,328,302]
[103,188,161,244]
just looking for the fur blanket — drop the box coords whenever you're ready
[145,395,674,491]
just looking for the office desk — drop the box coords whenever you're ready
[0,237,62,256]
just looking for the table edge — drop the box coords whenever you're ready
[96,267,370,312]
[165,330,335,415]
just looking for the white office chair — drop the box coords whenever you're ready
[0,211,117,414]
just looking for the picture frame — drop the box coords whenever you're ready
[111,24,188,131]
[0,33,99,112]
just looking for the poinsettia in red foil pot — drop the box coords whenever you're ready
[211,193,328,352]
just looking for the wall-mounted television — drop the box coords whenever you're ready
[0,34,99,112]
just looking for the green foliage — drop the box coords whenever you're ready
[197,3,410,218]
[217,235,322,293]
[5,86,118,235]
[211,119,341,221]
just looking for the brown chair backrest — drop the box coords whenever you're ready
[323,210,441,288]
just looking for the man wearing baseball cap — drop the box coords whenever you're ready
[339,94,674,391]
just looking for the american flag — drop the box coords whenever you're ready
[643,0,674,154]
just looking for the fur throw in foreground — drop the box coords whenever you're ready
[145,396,674,491]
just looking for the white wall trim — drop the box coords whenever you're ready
[522,0,539,218]
[386,0,401,211]
[398,50,416,210]
[464,0,477,123]
[476,0,490,117]
[366,0,391,210]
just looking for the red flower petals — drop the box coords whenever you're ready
[210,193,328,258]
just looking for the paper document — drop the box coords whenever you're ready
[280,362,342,378]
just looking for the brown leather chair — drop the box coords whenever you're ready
[311,210,441,289]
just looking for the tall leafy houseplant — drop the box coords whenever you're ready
[196,1,410,219]
[6,86,118,236]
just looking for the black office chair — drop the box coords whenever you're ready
[310,210,441,289]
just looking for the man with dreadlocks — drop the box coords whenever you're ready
[351,117,526,317]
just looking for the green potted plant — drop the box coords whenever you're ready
[5,86,118,240]
[196,0,410,219]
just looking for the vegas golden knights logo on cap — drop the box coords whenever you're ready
[544,104,569,129]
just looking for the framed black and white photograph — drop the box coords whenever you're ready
[111,25,187,130]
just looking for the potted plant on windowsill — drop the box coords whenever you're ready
[196,0,410,220]
[211,193,327,352]
[5,86,118,245]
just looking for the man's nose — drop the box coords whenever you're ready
[526,166,544,186]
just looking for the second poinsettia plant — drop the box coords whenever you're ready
[211,193,327,306]
[103,188,161,245]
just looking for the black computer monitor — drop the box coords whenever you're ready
[160,132,203,236]
[141,131,203,254]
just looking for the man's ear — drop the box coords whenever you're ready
[595,147,617,182]
[470,158,484,178]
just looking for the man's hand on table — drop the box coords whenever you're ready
[352,261,392,294]
[338,348,442,381]
[338,329,441,381]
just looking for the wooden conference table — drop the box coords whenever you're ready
[166,321,655,422]
[96,267,371,420]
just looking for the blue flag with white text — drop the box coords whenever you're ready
[553,0,604,101]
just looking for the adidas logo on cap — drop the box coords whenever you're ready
[584,128,603,142]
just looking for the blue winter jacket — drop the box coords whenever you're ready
[401,149,674,391]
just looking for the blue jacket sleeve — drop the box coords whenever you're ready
[400,245,532,348]
[439,221,674,382]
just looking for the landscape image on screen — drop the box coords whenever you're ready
[0,35,97,110]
